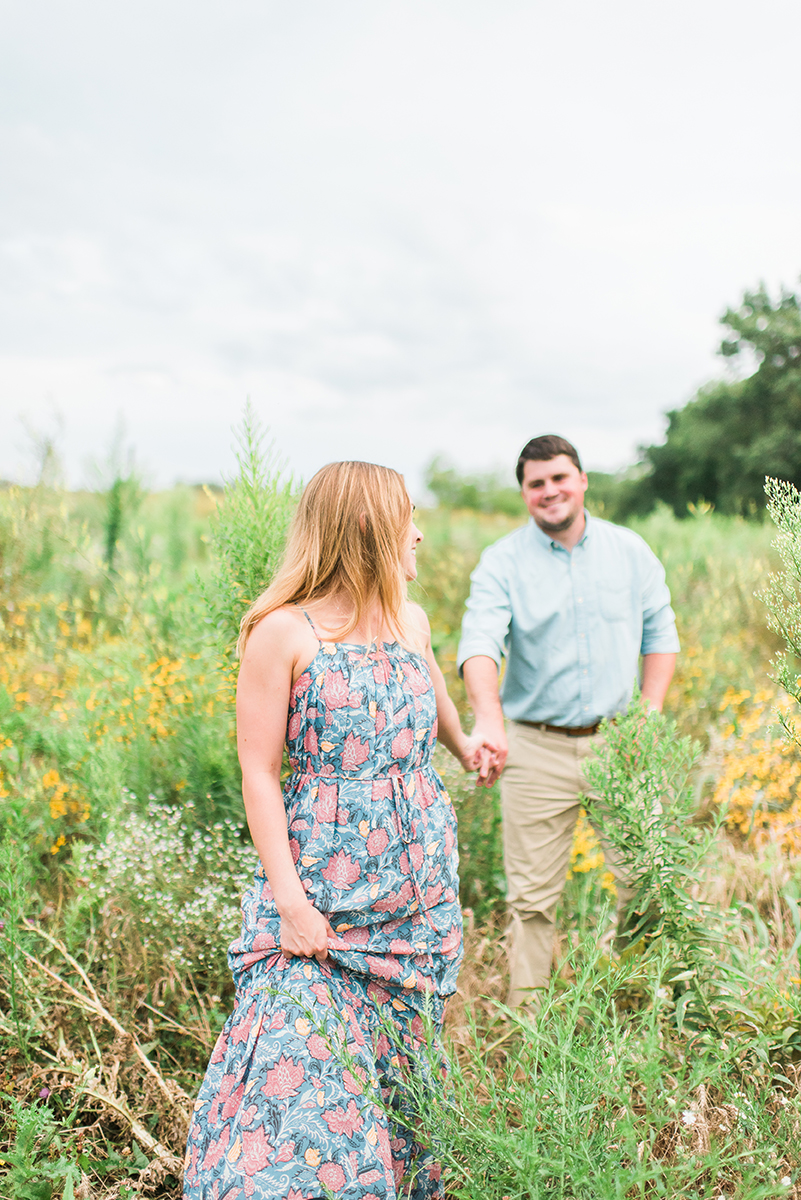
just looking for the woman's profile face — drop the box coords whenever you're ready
[402,510,424,581]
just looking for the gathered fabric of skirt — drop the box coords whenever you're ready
[184,633,463,1200]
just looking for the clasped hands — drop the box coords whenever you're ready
[459,732,506,788]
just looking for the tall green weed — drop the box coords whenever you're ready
[761,477,801,740]
[201,404,297,660]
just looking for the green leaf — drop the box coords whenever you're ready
[675,990,697,1034]
[131,1141,150,1169]
[19,1183,52,1200]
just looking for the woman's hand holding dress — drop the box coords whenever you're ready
[278,896,335,963]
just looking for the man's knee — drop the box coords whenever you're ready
[504,859,571,920]
[506,896,557,926]
[501,806,579,917]
[506,911,556,1006]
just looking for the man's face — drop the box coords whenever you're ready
[520,455,588,534]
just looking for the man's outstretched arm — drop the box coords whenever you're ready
[463,655,508,785]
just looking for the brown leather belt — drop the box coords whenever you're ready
[517,720,602,738]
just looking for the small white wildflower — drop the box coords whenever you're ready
[781,1178,792,1188]
[656,987,669,1000]
[681,1110,696,1126]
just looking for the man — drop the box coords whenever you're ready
[457,434,679,1006]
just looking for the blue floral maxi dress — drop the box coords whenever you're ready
[183,626,463,1200]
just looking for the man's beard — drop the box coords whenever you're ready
[535,510,578,534]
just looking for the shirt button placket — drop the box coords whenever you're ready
[574,549,592,717]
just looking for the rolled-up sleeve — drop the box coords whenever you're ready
[456,549,513,674]
[639,547,680,655]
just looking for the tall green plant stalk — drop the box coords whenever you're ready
[202,403,297,661]
[761,476,801,743]
[93,432,142,574]
[0,834,34,1056]
[581,701,753,1039]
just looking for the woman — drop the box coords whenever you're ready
[184,462,492,1200]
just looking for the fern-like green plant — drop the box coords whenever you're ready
[202,404,298,661]
[1,1097,82,1200]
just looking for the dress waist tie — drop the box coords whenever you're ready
[287,767,439,930]
[390,772,436,930]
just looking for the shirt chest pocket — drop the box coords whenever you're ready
[598,582,632,622]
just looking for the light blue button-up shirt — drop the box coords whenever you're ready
[456,512,680,726]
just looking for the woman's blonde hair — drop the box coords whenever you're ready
[237,461,418,657]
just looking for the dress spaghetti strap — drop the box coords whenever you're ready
[298,606,322,642]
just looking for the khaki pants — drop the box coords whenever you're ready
[501,721,636,1007]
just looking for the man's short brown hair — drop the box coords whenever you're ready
[516,435,583,485]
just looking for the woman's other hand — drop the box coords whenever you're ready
[279,898,335,963]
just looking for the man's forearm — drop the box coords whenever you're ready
[640,652,677,712]
[462,654,508,778]
[462,655,506,733]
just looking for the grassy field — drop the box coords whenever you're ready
[2,462,801,1199]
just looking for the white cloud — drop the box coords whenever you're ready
[2,0,801,491]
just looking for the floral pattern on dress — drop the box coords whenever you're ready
[184,634,463,1199]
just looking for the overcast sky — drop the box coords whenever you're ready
[2,0,800,497]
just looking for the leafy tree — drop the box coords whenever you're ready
[643,283,801,515]
[584,469,654,523]
[424,457,523,516]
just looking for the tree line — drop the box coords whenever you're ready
[427,281,801,521]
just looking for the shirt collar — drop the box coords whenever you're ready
[528,509,592,552]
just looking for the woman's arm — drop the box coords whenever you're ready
[411,604,500,786]
[236,609,333,960]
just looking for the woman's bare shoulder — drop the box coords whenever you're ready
[242,606,310,661]
[406,601,431,638]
